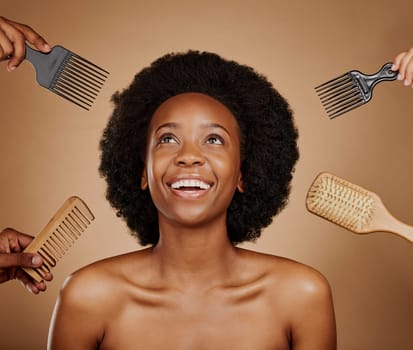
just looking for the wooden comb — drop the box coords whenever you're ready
[22,196,94,282]
[306,172,413,243]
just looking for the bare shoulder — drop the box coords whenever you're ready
[271,254,332,298]
[239,249,336,349]
[241,248,330,285]
[57,248,153,312]
[238,248,334,310]
[48,249,156,348]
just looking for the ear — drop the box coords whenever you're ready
[141,167,148,190]
[237,172,244,193]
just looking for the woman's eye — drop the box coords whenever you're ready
[206,135,224,145]
[160,135,177,144]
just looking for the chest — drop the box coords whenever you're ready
[100,290,291,350]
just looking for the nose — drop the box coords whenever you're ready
[175,143,205,167]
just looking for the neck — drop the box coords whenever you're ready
[150,218,239,290]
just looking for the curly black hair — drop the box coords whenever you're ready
[99,50,299,246]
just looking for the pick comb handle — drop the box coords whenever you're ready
[354,63,398,102]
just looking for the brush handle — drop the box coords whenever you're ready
[372,199,413,244]
[384,218,413,243]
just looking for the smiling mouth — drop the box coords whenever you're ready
[170,179,211,190]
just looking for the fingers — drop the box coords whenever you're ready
[0,227,34,253]
[0,16,25,70]
[0,270,10,283]
[0,257,53,293]
[13,229,36,250]
[0,251,53,294]
[0,226,53,294]
[392,47,413,87]
[0,16,50,71]
[15,269,51,294]
[0,262,53,294]
[10,20,50,52]
[0,252,43,269]
[0,227,42,269]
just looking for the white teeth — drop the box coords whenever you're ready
[171,179,211,190]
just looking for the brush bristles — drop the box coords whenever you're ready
[306,173,375,232]
[51,52,109,110]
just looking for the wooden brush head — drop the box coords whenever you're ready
[22,196,94,282]
[306,172,377,233]
[306,172,413,243]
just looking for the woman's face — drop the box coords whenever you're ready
[142,92,243,228]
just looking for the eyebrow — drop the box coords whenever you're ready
[155,122,179,134]
[201,122,230,135]
[155,122,230,135]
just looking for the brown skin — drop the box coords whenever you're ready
[0,17,51,294]
[0,16,50,71]
[48,93,336,349]
[392,47,413,86]
[0,14,411,345]
[0,228,52,294]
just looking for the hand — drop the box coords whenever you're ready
[0,227,53,294]
[0,16,51,72]
[392,47,413,87]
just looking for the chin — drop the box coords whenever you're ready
[167,207,223,227]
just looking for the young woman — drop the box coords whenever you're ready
[47,50,336,349]
[2,15,413,350]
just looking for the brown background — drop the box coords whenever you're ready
[1,0,412,349]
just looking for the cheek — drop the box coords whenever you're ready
[146,160,160,189]
[214,154,241,184]
[145,153,169,190]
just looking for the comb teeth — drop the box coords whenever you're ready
[22,196,94,282]
[51,52,109,111]
[306,173,375,232]
[315,73,365,119]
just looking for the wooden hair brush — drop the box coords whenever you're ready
[306,172,413,243]
[22,196,94,282]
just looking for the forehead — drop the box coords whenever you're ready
[150,93,239,130]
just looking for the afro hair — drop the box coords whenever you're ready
[99,50,299,246]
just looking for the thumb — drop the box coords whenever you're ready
[0,252,42,268]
